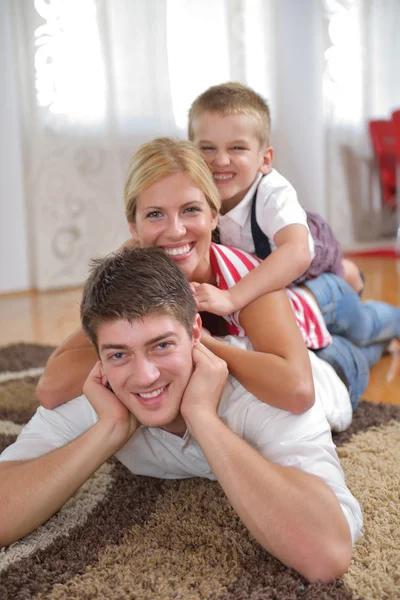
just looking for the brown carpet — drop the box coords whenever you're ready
[0,343,399,600]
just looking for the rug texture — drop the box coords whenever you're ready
[0,343,399,600]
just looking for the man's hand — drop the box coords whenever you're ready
[83,362,139,447]
[192,282,237,316]
[180,344,228,434]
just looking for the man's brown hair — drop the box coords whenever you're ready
[81,247,197,352]
[188,82,271,147]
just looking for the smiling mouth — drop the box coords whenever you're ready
[137,385,167,399]
[213,174,235,182]
[163,243,193,257]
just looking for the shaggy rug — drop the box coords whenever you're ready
[0,343,399,600]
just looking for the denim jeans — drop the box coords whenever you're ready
[303,272,399,409]
[303,273,400,346]
[313,336,387,410]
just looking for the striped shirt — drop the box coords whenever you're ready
[209,243,331,349]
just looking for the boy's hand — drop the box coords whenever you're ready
[83,362,139,444]
[180,344,228,434]
[192,282,237,316]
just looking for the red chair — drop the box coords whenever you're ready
[392,110,400,163]
[368,119,397,210]
[391,111,400,254]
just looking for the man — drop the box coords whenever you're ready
[0,248,362,582]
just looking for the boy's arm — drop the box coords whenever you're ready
[0,362,139,546]
[36,327,97,408]
[194,224,311,315]
[201,289,315,413]
[181,346,352,582]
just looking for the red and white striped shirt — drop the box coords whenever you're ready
[209,243,331,349]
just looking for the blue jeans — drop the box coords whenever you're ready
[303,273,399,408]
[314,336,387,410]
[303,273,400,346]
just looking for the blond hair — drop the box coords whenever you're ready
[124,138,221,222]
[188,82,271,147]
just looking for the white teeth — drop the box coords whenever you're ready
[138,386,166,399]
[164,244,191,256]
[214,174,234,181]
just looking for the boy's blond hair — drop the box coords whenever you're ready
[188,82,271,148]
[124,137,221,223]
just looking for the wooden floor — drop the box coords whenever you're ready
[0,256,399,405]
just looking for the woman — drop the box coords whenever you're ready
[37,138,396,419]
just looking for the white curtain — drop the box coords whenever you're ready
[10,0,265,290]
[322,0,400,245]
[4,0,400,291]
[12,0,179,289]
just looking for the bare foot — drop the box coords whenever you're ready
[386,339,400,355]
[342,258,364,295]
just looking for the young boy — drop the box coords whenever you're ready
[188,82,364,317]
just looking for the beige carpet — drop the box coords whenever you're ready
[0,343,399,600]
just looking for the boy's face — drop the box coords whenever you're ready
[191,111,273,209]
[98,313,201,434]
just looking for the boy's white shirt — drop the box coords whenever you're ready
[218,170,315,257]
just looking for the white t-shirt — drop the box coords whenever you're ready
[219,170,315,256]
[0,340,361,544]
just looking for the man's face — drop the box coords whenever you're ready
[191,111,272,209]
[98,314,200,433]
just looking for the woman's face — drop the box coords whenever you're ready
[130,171,218,282]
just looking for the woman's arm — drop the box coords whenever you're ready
[36,327,97,408]
[201,289,315,413]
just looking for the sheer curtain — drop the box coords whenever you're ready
[10,0,268,290]
[12,0,178,289]
[4,0,400,291]
[322,0,400,245]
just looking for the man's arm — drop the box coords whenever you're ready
[0,362,138,546]
[0,420,122,546]
[181,345,352,583]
